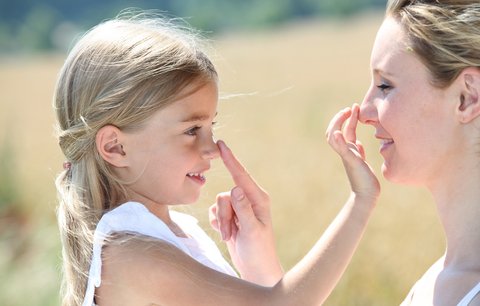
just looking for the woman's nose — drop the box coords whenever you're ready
[359,90,378,126]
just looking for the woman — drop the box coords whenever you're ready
[332,0,480,304]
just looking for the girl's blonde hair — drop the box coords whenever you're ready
[54,13,217,306]
[387,0,480,87]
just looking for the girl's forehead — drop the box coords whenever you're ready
[146,82,219,125]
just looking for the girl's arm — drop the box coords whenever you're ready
[97,104,380,306]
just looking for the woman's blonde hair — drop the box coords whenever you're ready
[54,13,217,306]
[387,0,480,87]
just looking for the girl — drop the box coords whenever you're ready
[54,13,379,306]
[330,0,480,304]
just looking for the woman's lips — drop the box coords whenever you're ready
[379,138,394,152]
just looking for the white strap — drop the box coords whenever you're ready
[458,282,480,306]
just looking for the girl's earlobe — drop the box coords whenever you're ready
[96,125,128,167]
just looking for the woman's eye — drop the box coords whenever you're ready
[377,83,391,93]
[185,126,201,136]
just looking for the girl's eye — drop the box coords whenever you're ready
[184,122,217,137]
[377,83,391,93]
[185,126,201,136]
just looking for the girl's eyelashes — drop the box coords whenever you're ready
[185,122,218,136]
[185,126,201,136]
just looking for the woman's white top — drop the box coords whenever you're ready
[82,201,237,306]
[402,279,480,306]
[458,282,480,306]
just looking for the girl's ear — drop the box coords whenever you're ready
[95,125,128,167]
[456,67,480,123]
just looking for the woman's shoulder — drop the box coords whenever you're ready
[403,258,480,306]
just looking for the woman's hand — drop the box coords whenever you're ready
[209,140,283,286]
[326,104,380,202]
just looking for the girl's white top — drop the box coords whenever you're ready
[82,201,237,306]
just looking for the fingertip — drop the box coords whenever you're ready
[218,140,233,162]
[352,104,360,116]
[217,139,226,152]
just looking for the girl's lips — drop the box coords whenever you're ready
[186,172,206,185]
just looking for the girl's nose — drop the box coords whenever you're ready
[202,136,220,160]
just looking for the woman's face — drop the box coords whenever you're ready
[359,17,462,186]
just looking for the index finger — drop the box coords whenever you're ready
[217,140,266,202]
[344,103,360,143]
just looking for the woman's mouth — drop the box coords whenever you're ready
[379,138,394,152]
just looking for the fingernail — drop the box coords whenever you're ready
[232,187,245,201]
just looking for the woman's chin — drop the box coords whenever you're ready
[381,164,422,186]
[382,164,402,184]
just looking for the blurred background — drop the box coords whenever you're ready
[0,0,444,305]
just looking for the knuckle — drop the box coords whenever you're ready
[216,192,230,202]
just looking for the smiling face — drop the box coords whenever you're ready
[359,17,463,186]
[119,81,219,210]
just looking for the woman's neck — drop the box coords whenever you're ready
[429,161,480,271]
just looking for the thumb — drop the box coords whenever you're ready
[230,187,257,230]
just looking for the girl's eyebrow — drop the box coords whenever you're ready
[181,112,218,123]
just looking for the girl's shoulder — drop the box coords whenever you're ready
[96,234,202,305]
[96,234,244,306]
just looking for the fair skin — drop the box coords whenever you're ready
[357,17,480,305]
[94,79,379,305]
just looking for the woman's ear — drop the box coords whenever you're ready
[95,125,128,167]
[456,67,480,123]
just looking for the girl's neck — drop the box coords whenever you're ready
[127,194,189,238]
[429,161,480,270]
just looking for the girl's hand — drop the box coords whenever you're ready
[209,140,283,286]
[326,104,380,202]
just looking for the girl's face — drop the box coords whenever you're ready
[359,18,462,186]
[121,81,219,207]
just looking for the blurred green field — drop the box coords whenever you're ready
[0,13,444,305]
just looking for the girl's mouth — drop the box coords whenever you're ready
[187,172,206,184]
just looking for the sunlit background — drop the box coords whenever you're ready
[0,1,444,305]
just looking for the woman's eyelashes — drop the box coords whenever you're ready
[376,82,392,93]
